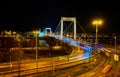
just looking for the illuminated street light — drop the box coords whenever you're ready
[92,19,103,53]
[114,36,116,51]
[33,30,39,76]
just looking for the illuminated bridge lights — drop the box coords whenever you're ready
[53,36,104,59]
[82,52,91,59]
[91,43,103,48]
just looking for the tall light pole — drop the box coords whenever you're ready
[92,19,103,53]
[78,37,81,53]
[33,30,39,76]
[114,36,117,51]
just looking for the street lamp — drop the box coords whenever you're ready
[78,37,81,53]
[33,30,39,76]
[114,36,117,51]
[92,19,103,53]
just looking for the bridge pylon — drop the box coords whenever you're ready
[60,17,76,40]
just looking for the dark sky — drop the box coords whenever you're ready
[0,0,120,33]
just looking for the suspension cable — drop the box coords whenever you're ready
[76,20,86,33]
[55,20,61,33]
[63,21,74,34]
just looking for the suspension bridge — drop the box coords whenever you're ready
[45,17,86,40]
[0,17,111,77]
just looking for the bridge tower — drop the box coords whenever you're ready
[60,17,76,40]
[45,28,52,36]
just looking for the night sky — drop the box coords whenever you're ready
[0,0,120,33]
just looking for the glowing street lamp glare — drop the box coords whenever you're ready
[92,19,103,54]
[32,30,39,34]
[92,20,103,25]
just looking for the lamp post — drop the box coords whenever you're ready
[92,19,103,53]
[33,30,39,76]
[78,37,81,53]
[114,36,116,51]
[10,49,12,73]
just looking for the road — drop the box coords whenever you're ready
[103,46,120,77]
[1,41,120,77]
[77,55,112,77]
[2,52,102,77]
[76,45,120,77]
[0,47,88,77]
